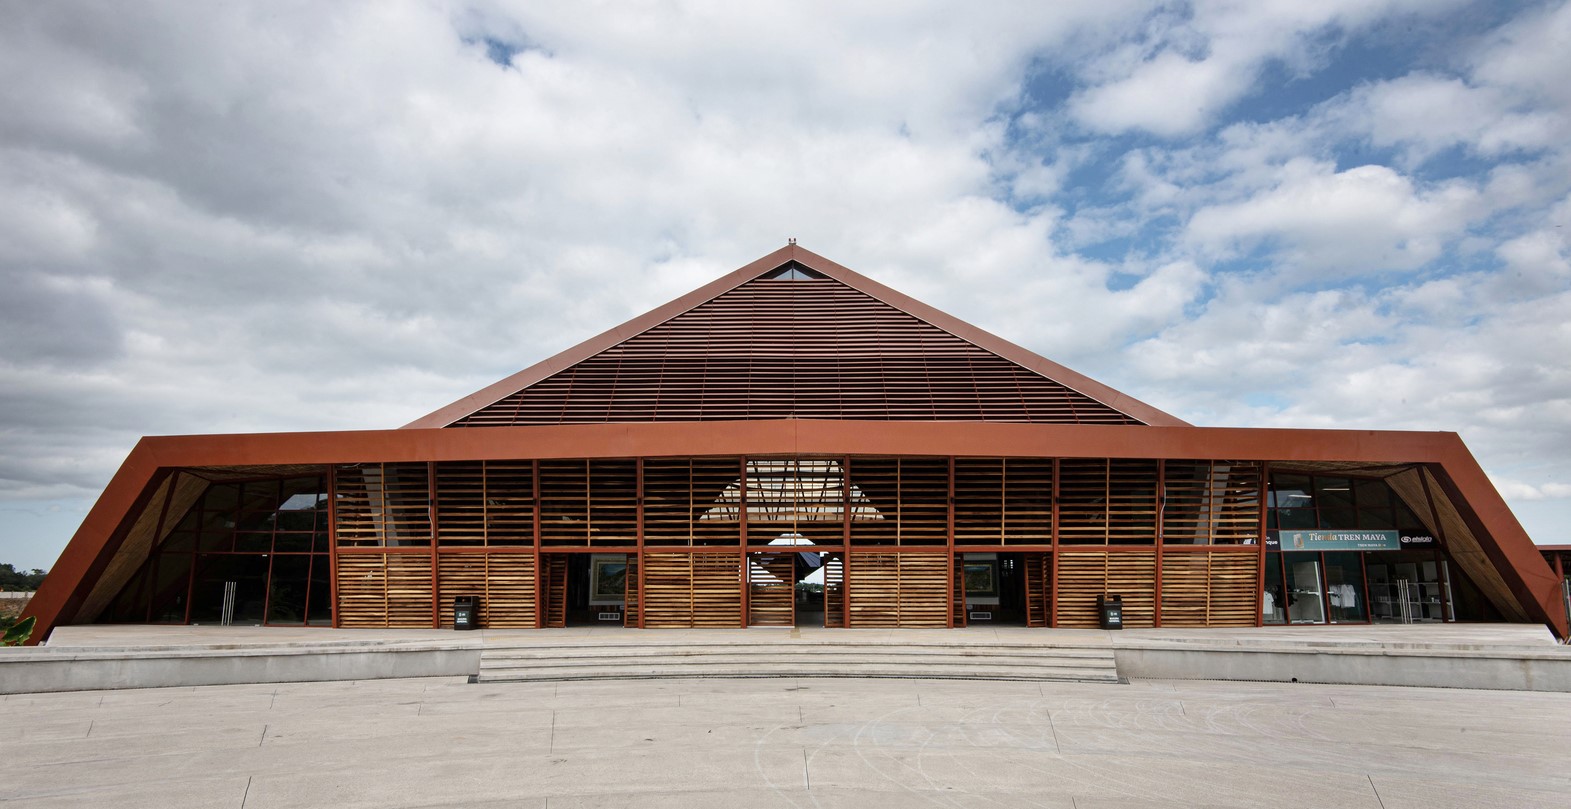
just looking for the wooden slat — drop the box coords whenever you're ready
[748,552,795,626]
[542,555,568,628]
[1024,552,1049,627]
[437,553,537,628]
[823,553,845,628]
[847,551,948,627]
[1056,551,1156,628]
[336,553,433,628]
[642,552,742,628]
[334,463,432,548]
[1159,550,1258,627]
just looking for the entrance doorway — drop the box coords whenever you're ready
[956,552,1030,627]
[541,553,634,627]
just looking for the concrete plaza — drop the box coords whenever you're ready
[5,673,1570,808]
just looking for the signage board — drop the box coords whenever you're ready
[1267,529,1401,552]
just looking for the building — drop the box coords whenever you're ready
[22,245,1569,641]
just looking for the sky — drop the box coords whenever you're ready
[1,1,1569,571]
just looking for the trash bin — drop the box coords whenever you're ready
[1096,594,1123,630]
[453,596,480,630]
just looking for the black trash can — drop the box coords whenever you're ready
[1096,594,1123,630]
[453,596,480,630]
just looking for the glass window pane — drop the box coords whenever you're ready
[1353,478,1392,509]
[1263,552,1286,624]
[1317,508,1356,529]
[1315,477,1354,509]
[307,555,332,625]
[266,556,311,625]
[1323,552,1366,622]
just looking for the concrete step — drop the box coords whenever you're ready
[475,662,1120,683]
[475,638,1121,684]
[478,646,1114,663]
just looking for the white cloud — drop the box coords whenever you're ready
[1184,160,1482,274]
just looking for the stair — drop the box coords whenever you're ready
[474,636,1121,684]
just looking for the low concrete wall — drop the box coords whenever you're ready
[1115,644,1571,691]
[0,644,481,694]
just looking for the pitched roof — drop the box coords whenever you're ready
[405,244,1189,428]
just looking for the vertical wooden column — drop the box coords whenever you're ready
[1050,457,1060,627]
[427,461,440,628]
[738,457,749,628]
[1255,462,1269,627]
[326,465,341,628]
[635,457,645,629]
[1154,459,1166,627]
[947,457,956,628]
[532,459,543,629]
[842,455,852,628]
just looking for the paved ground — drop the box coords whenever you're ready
[6,674,1570,808]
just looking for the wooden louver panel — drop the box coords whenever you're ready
[453,277,1145,426]
[823,554,845,628]
[951,553,967,627]
[748,552,795,627]
[435,461,534,546]
[1024,552,1050,627]
[954,458,1053,545]
[336,553,433,628]
[437,553,537,628]
[642,552,742,628]
[1161,460,1264,545]
[542,555,568,628]
[1058,459,1159,545]
[1160,550,1258,627]
[847,552,948,628]
[334,463,432,548]
[1056,551,1156,629]
[624,553,640,627]
[539,460,636,546]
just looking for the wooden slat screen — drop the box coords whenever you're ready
[951,553,967,627]
[823,553,845,628]
[1058,460,1159,545]
[1159,550,1258,627]
[435,461,534,546]
[847,551,949,627]
[646,458,741,546]
[334,463,431,547]
[624,553,640,627]
[1057,551,1156,628]
[1024,552,1051,627]
[642,552,742,628]
[453,276,1145,426]
[437,552,537,628]
[748,552,795,626]
[542,554,568,628]
[848,458,948,545]
[1162,461,1264,545]
[539,460,637,546]
[954,458,1053,545]
[336,553,433,628]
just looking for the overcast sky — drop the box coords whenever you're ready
[2,1,1569,570]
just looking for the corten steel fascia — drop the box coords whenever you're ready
[402,244,1188,429]
[24,420,1567,640]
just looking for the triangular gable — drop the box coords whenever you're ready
[404,244,1188,428]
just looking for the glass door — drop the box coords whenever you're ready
[1285,557,1325,624]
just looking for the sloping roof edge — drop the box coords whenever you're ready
[402,244,1190,429]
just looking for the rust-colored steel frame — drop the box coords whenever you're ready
[25,420,1568,642]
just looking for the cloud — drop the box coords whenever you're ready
[1184,161,1482,274]
[1,0,1570,568]
[1067,0,1461,137]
